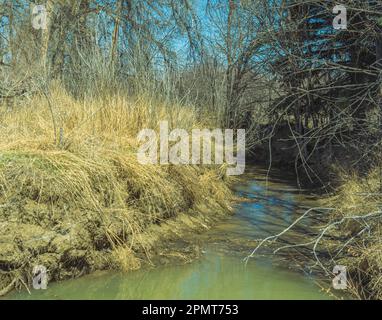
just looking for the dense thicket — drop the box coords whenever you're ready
[1,0,381,177]
[1,0,382,300]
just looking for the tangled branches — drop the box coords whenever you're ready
[245,204,382,298]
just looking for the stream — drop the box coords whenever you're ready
[8,166,334,300]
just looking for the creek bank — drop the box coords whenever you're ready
[0,91,236,296]
[251,125,381,299]
[0,177,233,296]
[5,166,333,300]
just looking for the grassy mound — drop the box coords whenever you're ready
[0,86,233,294]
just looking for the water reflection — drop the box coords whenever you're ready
[9,253,329,300]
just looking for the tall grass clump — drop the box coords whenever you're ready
[0,84,233,294]
[325,167,382,299]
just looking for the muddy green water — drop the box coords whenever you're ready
[8,167,334,300]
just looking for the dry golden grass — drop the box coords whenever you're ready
[0,84,233,291]
[325,167,382,299]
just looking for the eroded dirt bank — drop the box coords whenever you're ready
[0,165,233,296]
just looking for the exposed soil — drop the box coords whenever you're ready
[0,202,233,296]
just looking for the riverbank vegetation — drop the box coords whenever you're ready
[0,85,233,295]
[324,170,382,299]
[1,0,381,299]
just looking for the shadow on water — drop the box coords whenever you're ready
[7,166,336,300]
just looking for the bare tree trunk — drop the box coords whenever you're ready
[41,0,53,72]
[225,0,235,128]
[8,1,14,66]
[111,0,123,65]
